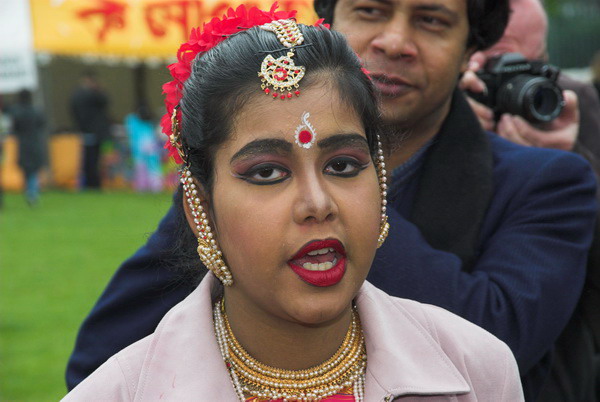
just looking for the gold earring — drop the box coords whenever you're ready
[376,134,389,248]
[181,167,233,286]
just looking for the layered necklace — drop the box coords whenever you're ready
[213,299,367,401]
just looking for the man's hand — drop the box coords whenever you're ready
[495,90,579,151]
[460,55,580,151]
[460,61,496,131]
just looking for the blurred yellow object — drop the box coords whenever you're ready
[1,134,81,191]
[2,136,24,191]
[31,0,316,59]
[49,134,81,190]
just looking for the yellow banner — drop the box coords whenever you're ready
[31,0,316,59]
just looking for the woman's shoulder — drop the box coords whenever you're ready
[360,281,507,349]
[62,336,152,401]
[358,282,523,400]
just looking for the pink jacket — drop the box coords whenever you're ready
[63,274,524,401]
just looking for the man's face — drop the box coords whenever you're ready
[482,0,547,60]
[333,0,472,128]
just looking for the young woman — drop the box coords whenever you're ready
[63,6,523,401]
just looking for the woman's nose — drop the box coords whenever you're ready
[292,176,338,225]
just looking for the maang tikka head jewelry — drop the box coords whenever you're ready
[171,110,233,286]
[258,19,305,100]
[376,134,390,248]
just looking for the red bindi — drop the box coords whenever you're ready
[298,130,312,144]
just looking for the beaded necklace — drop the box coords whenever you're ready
[213,299,366,401]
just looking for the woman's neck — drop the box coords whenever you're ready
[222,291,353,371]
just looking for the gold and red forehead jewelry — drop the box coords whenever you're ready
[259,19,305,100]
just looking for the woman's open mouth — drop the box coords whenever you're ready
[288,239,346,287]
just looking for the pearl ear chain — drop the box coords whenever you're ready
[213,299,366,401]
[376,134,389,249]
[181,168,233,286]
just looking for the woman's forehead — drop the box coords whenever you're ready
[228,86,366,149]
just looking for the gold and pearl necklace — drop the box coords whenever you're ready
[213,299,366,401]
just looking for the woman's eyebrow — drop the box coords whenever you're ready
[317,134,369,151]
[230,138,293,163]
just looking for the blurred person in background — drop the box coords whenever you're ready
[10,89,46,206]
[460,0,600,400]
[592,50,600,100]
[0,96,12,209]
[70,71,111,190]
[124,103,162,192]
[462,0,600,181]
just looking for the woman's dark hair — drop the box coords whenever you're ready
[313,0,510,51]
[168,24,382,284]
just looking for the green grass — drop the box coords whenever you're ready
[0,190,173,401]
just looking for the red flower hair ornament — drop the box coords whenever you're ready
[162,3,328,164]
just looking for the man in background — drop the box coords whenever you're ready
[70,71,111,189]
[11,89,46,206]
[462,0,600,182]
[461,0,600,399]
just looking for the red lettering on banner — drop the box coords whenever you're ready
[144,1,202,39]
[144,1,272,41]
[76,0,128,42]
[76,0,313,46]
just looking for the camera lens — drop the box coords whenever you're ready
[497,75,564,124]
[533,87,560,117]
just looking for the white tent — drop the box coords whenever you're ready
[0,0,37,94]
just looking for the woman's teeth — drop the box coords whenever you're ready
[302,258,338,271]
[307,247,335,256]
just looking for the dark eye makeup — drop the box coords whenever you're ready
[324,156,370,178]
[234,155,370,185]
[234,163,291,185]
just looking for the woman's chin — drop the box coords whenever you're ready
[279,271,363,326]
[284,297,352,327]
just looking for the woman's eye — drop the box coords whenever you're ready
[324,158,368,177]
[243,165,289,184]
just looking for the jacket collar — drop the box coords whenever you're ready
[135,273,238,400]
[409,88,494,272]
[136,274,470,400]
[357,281,471,399]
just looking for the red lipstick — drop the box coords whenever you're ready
[288,239,346,287]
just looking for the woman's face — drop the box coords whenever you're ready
[204,84,381,326]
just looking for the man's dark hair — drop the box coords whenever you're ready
[82,69,97,79]
[313,0,510,51]
[17,89,32,105]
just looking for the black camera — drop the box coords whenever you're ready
[467,53,565,124]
